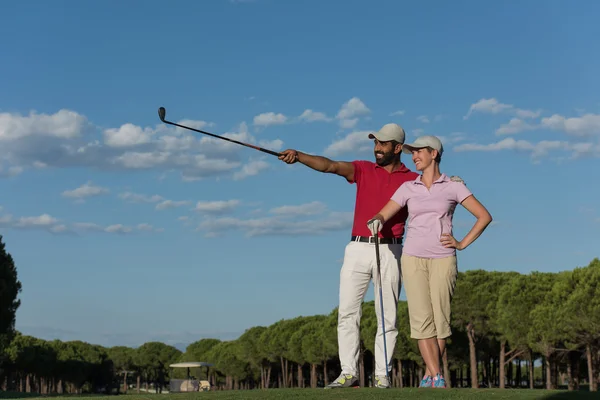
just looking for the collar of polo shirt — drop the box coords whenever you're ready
[413,173,449,185]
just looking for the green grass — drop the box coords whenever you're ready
[3,389,597,400]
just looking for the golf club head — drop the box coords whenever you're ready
[158,107,166,122]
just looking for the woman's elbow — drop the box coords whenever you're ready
[481,211,493,226]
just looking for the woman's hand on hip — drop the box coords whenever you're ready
[440,233,464,250]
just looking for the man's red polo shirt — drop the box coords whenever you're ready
[348,160,419,239]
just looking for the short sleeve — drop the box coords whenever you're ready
[453,181,473,203]
[348,160,365,184]
[390,182,409,207]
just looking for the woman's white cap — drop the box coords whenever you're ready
[402,135,443,155]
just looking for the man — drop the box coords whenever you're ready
[278,123,418,389]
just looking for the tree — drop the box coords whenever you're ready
[206,341,249,390]
[495,271,555,388]
[179,339,221,382]
[0,235,22,365]
[394,300,421,388]
[238,327,269,388]
[135,342,181,393]
[106,346,137,392]
[528,271,572,390]
[452,270,507,388]
[560,258,600,392]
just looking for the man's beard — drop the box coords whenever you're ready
[375,150,396,166]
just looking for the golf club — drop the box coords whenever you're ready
[157,107,282,157]
[374,234,390,384]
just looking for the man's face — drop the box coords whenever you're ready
[374,139,400,166]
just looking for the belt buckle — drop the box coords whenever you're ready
[369,236,376,244]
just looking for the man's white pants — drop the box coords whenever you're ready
[337,240,402,377]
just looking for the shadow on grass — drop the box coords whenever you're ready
[0,392,112,399]
[538,394,598,400]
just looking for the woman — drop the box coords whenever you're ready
[367,135,492,389]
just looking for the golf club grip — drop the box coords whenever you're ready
[164,120,281,157]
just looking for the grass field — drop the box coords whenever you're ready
[2,389,598,400]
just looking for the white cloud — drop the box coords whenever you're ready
[137,223,154,231]
[62,181,109,200]
[119,192,164,203]
[516,109,542,119]
[495,118,538,135]
[103,123,153,147]
[253,112,287,127]
[568,142,600,159]
[194,199,240,214]
[453,137,585,160]
[73,222,160,234]
[336,97,370,129]
[111,151,171,169]
[136,223,163,232]
[233,160,270,180]
[118,191,197,212]
[269,201,327,216]
[464,98,512,119]
[198,211,353,237]
[72,222,104,232]
[50,224,68,233]
[339,118,359,129]
[464,98,541,120]
[298,109,332,122]
[14,214,59,228]
[411,128,425,137]
[0,166,24,178]
[0,205,161,235]
[0,109,89,141]
[174,119,215,132]
[323,130,372,157]
[258,139,284,151]
[104,224,133,234]
[437,132,467,145]
[155,200,192,210]
[455,137,553,152]
[0,109,278,182]
[540,113,600,137]
[417,115,430,124]
[389,110,405,116]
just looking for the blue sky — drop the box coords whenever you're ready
[1,0,599,349]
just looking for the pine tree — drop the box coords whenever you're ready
[0,234,22,362]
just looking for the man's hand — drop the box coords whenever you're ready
[367,216,384,236]
[450,175,465,185]
[440,233,464,250]
[279,149,299,164]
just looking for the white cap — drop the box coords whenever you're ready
[368,123,406,144]
[402,135,444,155]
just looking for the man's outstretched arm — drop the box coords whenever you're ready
[279,149,355,181]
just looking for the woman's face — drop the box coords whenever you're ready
[411,147,437,171]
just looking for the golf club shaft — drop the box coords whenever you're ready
[158,107,281,157]
[374,235,390,381]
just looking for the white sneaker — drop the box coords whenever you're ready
[324,373,358,389]
[375,375,390,388]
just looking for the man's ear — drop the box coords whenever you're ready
[395,143,403,154]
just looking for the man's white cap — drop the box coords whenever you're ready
[368,123,406,144]
[402,135,444,155]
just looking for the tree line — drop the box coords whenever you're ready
[0,235,598,393]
